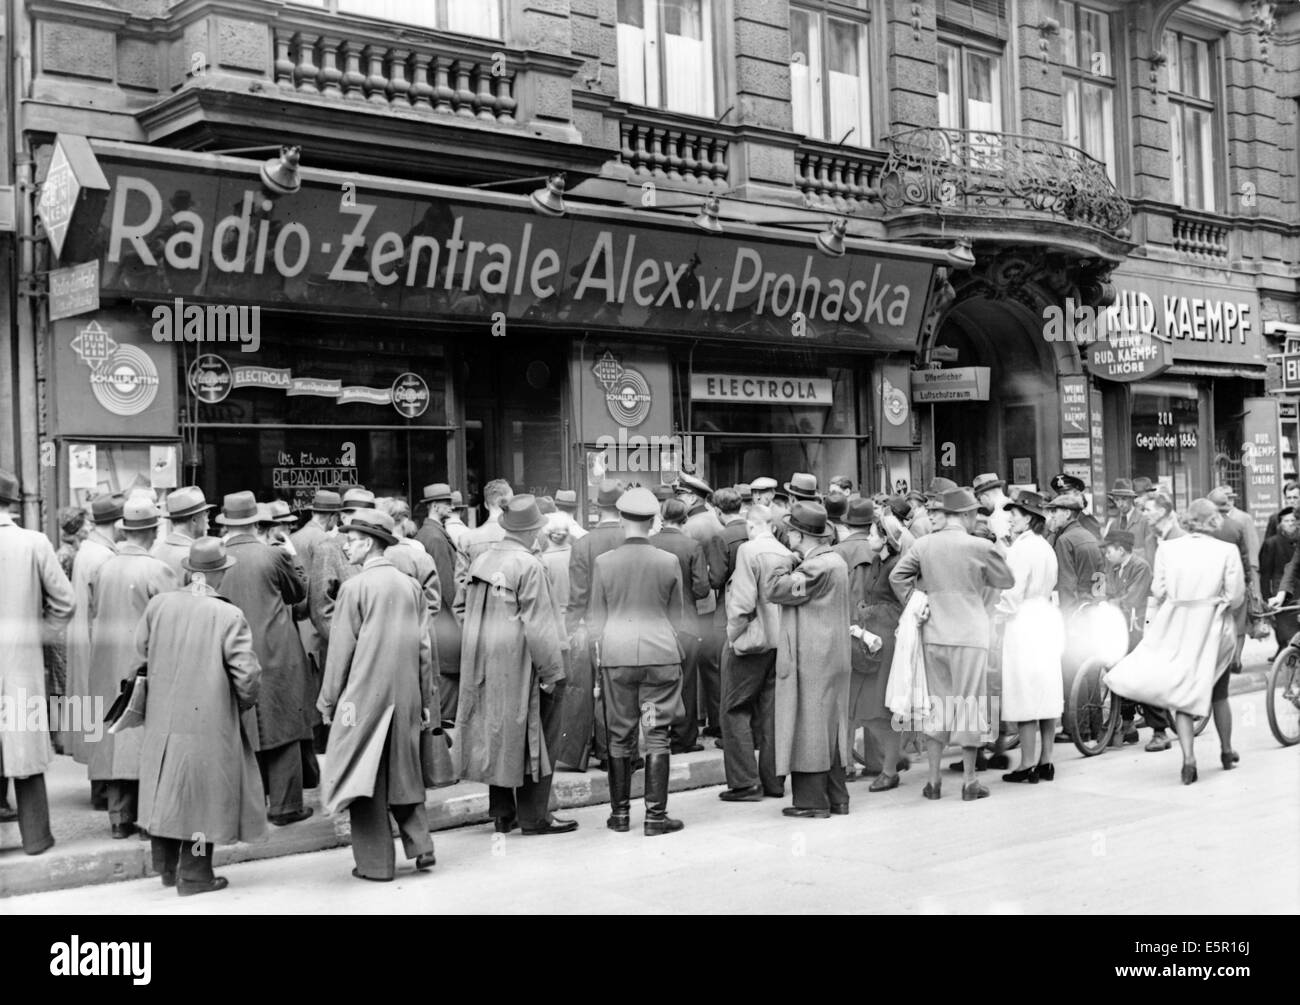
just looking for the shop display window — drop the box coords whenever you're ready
[1130,382,1203,509]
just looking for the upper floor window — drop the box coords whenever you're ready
[617,0,715,117]
[789,1,872,147]
[1164,29,1217,210]
[1059,1,1117,182]
[937,40,1002,134]
[329,0,503,38]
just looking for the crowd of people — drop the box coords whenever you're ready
[0,461,1275,894]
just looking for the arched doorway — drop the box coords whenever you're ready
[924,286,1082,491]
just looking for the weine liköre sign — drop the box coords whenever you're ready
[81,142,943,351]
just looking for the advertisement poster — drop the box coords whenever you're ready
[150,444,178,489]
[69,443,97,490]
[1242,397,1281,536]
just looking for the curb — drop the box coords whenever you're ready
[0,750,727,899]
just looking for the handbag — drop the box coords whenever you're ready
[106,673,147,734]
[420,727,457,788]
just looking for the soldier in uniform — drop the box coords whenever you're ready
[590,487,686,836]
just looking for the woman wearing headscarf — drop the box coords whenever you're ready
[1107,498,1244,784]
[994,491,1064,783]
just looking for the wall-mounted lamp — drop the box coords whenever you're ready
[206,144,304,197]
[946,237,976,270]
[764,215,850,259]
[693,193,723,233]
[473,172,568,217]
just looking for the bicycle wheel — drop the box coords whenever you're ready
[1267,647,1300,746]
[1069,658,1119,756]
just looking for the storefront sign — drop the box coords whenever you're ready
[1060,377,1088,435]
[1242,397,1281,536]
[1085,329,1174,383]
[1090,389,1106,518]
[272,442,360,510]
[910,366,990,402]
[48,260,101,321]
[51,313,177,437]
[1105,270,1266,367]
[874,361,913,449]
[594,351,653,426]
[1280,353,1300,393]
[87,145,938,351]
[186,355,426,417]
[576,348,672,444]
[38,135,109,261]
[689,373,833,406]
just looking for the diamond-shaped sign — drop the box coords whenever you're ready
[36,135,108,261]
[70,320,117,367]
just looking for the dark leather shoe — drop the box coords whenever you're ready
[1220,750,1240,770]
[782,807,831,819]
[719,785,763,802]
[763,789,785,798]
[268,807,313,826]
[351,869,393,883]
[1036,763,1055,782]
[1145,733,1172,752]
[868,773,899,792]
[896,757,911,772]
[1181,762,1198,785]
[1001,768,1038,784]
[1053,731,1073,744]
[521,818,579,835]
[607,813,630,832]
[670,743,704,754]
[961,781,991,801]
[702,726,722,739]
[493,816,519,834]
[829,803,849,815]
[949,752,989,772]
[987,753,1010,770]
[111,822,137,839]
[160,872,176,888]
[415,851,436,871]
[178,876,230,896]
[922,782,941,800]
[1123,729,1140,744]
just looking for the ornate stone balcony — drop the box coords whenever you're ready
[1171,209,1231,260]
[876,127,1132,252]
[612,107,732,192]
[794,140,885,213]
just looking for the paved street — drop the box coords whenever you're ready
[4,691,1294,915]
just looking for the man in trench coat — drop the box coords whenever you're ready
[63,493,122,787]
[319,510,437,881]
[415,483,462,722]
[134,537,265,896]
[456,496,574,835]
[763,501,852,818]
[87,498,176,838]
[216,491,313,826]
[151,486,215,580]
[0,469,75,854]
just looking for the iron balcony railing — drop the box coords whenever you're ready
[877,127,1132,237]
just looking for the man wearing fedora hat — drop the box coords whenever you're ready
[152,487,215,580]
[306,486,374,670]
[764,500,853,817]
[456,496,575,837]
[564,478,626,770]
[590,487,687,835]
[64,494,124,786]
[905,490,932,538]
[444,491,471,550]
[87,498,177,838]
[414,485,462,723]
[217,491,314,827]
[553,489,587,541]
[677,473,728,739]
[972,473,1012,549]
[291,490,342,738]
[890,488,1015,800]
[134,537,265,895]
[320,510,438,879]
[1102,479,1149,563]
[0,469,75,854]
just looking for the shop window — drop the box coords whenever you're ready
[680,354,866,491]
[66,442,180,509]
[937,40,1003,135]
[1130,382,1204,509]
[306,0,503,38]
[1059,1,1118,182]
[617,0,715,117]
[790,1,873,147]
[1165,29,1217,211]
[178,325,450,511]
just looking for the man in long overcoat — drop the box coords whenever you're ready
[216,491,313,826]
[151,486,214,579]
[763,501,852,818]
[63,494,121,781]
[678,473,728,739]
[87,498,176,838]
[651,498,711,754]
[456,496,573,835]
[415,483,461,721]
[890,488,1015,800]
[563,479,625,768]
[319,510,437,881]
[0,469,75,854]
[134,537,265,896]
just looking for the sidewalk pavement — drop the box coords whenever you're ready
[0,658,1274,900]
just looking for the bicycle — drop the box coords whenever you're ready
[1264,615,1300,747]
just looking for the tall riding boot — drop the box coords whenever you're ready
[643,753,684,836]
[606,757,631,832]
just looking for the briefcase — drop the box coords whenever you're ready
[106,673,147,734]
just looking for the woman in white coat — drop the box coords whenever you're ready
[994,491,1064,783]
[1106,499,1244,784]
